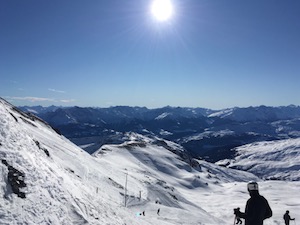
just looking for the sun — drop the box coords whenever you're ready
[150,0,174,22]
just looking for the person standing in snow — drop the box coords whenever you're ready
[157,208,160,216]
[234,182,272,225]
[283,210,295,225]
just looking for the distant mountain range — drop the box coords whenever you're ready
[19,104,300,162]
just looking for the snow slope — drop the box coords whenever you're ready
[1,97,299,225]
[0,98,140,224]
[217,138,300,181]
[0,98,238,225]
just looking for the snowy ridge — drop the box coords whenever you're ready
[155,112,172,120]
[0,98,132,224]
[208,105,300,122]
[0,98,246,224]
[184,129,235,142]
[217,138,300,181]
[208,108,235,118]
[1,97,300,225]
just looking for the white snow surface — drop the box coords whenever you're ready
[217,138,300,181]
[155,113,172,120]
[183,129,235,142]
[208,108,235,119]
[0,98,299,225]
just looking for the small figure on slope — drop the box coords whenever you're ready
[283,210,295,225]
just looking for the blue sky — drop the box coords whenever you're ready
[1,0,299,109]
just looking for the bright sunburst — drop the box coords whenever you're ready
[150,0,174,22]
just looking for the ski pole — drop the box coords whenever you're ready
[233,215,236,225]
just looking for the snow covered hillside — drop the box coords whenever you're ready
[217,138,300,181]
[208,105,300,122]
[93,135,300,225]
[0,98,141,224]
[1,97,299,225]
[0,98,245,225]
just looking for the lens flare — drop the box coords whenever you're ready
[151,0,174,22]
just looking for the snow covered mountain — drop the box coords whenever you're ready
[19,105,60,115]
[1,99,137,224]
[216,138,300,181]
[19,104,300,162]
[19,106,212,126]
[2,98,300,224]
[0,98,260,225]
[208,105,300,122]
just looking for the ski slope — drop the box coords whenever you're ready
[217,139,300,181]
[0,97,299,224]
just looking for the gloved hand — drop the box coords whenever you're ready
[234,207,241,216]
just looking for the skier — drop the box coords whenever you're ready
[234,182,272,225]
[157,208,160,216]
[283,210,295,225]
[138,211,145,216]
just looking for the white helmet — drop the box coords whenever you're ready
[247,181,259,191]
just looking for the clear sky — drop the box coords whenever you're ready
[1,0,299,109]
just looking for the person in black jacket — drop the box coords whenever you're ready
[283,210,295,225]
[234,182,272,225]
